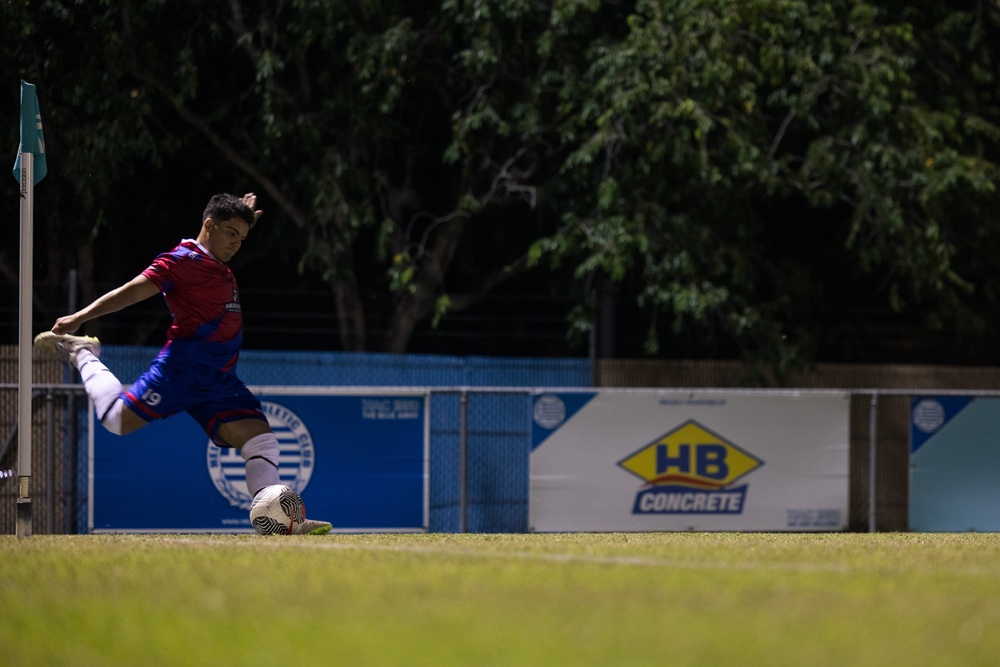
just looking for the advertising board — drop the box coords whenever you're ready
[530,391,850,532]
[89,389,428,532]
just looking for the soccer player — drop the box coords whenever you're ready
[34,192,331,535]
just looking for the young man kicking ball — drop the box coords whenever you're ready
[34,192,331,535]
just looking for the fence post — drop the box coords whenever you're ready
[868,392,879,533]
[459,390,468,533]
[45,389,55,535]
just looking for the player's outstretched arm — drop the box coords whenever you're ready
[50,275,161,335]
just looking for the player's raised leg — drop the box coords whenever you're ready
[33,332,133,435]
[33,331,101,365]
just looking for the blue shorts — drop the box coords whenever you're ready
[122,354,266,447]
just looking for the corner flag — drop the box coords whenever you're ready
[12,80,47,185]
[14,79,47,538]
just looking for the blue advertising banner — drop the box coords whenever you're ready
[89,389,428,532]
[909,396,1000,532]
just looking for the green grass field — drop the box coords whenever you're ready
[2,532,1000,666]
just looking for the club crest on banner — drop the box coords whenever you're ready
[533,394,567,429]
[617,420,764,515]
[207,401,316,510]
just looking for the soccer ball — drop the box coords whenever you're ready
[249,484,305,535]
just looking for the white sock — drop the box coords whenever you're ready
[99,399,126,435]
[241,432,280,498]
[76,349,125,428]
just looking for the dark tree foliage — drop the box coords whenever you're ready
[2,0,999,372]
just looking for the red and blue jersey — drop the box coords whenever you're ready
[141,240,243,374]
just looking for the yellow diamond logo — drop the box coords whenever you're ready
[617,420,764,489]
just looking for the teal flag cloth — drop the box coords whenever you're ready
[12,80,47,185]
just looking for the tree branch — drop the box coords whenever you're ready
[120,1,308,230]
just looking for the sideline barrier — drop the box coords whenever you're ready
[88,386,855,534]
[529,389,851,532]
[908,394,1000,531]
[89,388,430,533]
[6,345,1000,533]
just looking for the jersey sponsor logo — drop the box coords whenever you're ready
[224,288,241,313]
[207,401,316,511]
[616,420,764,515]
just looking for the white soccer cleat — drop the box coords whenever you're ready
[250,484,332,535]
[290,518,333,535]
[33,331,102,366]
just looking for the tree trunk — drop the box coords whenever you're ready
[330,274,366,352]
[383,215,466,353]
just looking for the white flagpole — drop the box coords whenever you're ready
[14,80,46,538]
[17,151,34,538]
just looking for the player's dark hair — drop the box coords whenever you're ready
[203,193,255,228]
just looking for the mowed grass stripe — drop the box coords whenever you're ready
[163,534,854,573]
[3,532,1000,666]
[165,531,1000,578]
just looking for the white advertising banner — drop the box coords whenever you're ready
[530,391,850,532]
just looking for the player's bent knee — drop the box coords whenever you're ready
[100,400,146,436]
[99,399,126,435]
[118,411,147,435]
[217,418,272,449]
